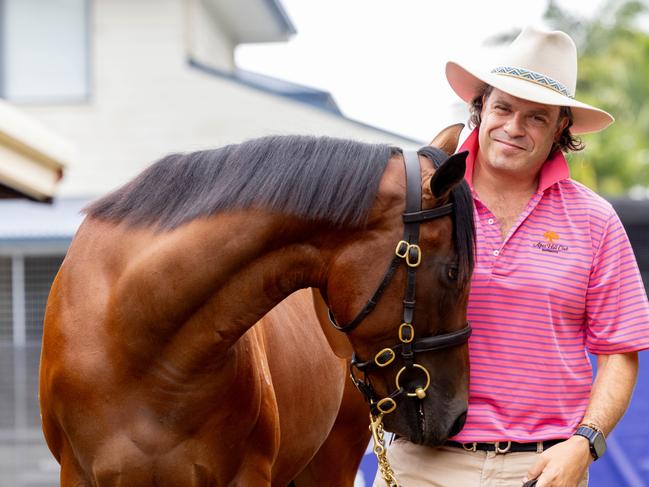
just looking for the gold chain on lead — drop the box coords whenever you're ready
[369,413,400,487]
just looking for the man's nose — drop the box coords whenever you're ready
[504,113,525,137]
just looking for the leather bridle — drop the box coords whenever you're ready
[328,150,472,416]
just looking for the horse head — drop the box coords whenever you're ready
[323,124,474,446]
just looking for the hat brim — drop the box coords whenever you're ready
[446,61,614,134]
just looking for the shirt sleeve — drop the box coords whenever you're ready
[586,210,649,354]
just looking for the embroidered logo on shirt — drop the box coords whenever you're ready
[544,231,558,243]
[533,231,569,253]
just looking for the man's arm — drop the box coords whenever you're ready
[582,352,639,434]
[525,351,639,487]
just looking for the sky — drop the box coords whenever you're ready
[236,0,606,142]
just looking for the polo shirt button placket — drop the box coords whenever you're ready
[484,215,501,261]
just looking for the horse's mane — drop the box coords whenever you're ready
[85,135,398,229]
[85,134,474,283]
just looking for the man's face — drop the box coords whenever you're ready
[477,88,567,179]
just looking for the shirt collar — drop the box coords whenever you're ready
[458,127,570,193]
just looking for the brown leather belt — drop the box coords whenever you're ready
[445,439,563,454]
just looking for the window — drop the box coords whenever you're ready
[0,0,90,103]
[25,255,63,341]
[0,253,64,344]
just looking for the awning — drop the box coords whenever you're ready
[0,100,74,202]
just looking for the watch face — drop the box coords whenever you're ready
[593,432,607,458]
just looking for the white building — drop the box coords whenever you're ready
[0,0,421,347]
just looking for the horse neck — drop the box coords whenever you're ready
[111,209,333,359]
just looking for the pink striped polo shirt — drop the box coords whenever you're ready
[451,128,649,442]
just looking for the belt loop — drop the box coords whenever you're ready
[536,441,543,454]
[495,441,511,454]
[462,442,477,452]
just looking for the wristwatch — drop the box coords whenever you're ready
[574,424,606,461]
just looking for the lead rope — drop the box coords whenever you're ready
[369,413,400,487]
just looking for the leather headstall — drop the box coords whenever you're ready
[327,150,472,416]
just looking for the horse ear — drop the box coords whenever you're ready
[430,151,468,199]
[428,123,465,156]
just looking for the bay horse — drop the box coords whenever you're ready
[39,124,475,486]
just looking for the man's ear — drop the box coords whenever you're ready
[428,123,465,156]
[430,151,468,199]
[555,115,569,140]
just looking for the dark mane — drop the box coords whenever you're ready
[418,146,475,285]
[85,134,474,283]
[85,135,398,229]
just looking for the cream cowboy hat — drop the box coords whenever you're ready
[446,26,614,134]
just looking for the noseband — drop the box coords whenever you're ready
[328,150,472,416]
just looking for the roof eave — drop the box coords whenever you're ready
[0,100,73,201]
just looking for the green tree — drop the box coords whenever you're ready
[544,0,649,195]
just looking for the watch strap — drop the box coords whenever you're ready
[574,425,605,461]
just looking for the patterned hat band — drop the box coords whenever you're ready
[491,66,574,98]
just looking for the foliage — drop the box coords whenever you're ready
[544,0,649,195]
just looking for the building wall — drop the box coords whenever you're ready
[19,0,418,199]
[187,0,237,71]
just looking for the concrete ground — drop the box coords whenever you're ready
[0,344,58,487]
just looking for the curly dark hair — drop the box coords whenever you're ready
[468,85,584,153]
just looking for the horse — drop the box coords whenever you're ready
[39,124,475,486]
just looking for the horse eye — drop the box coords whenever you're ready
[447,265,459,281]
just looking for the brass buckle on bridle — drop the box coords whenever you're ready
[406,244,421,267]
[395,240,409,258]
[374,348,396,367]
[398,323,414,343]
[375,397,397,414]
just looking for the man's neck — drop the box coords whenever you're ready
[472,153,540,241]
[472,153,539,199]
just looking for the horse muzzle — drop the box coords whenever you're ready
[380,385,468,446]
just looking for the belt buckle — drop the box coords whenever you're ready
[462,442,477,452]
[495,441,511,454]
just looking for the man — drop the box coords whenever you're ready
[375,26,649,487]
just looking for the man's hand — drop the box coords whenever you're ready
[523,436,592,487]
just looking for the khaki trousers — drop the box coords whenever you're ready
[372,439,589,487]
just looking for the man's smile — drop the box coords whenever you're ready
[493,137,528,151]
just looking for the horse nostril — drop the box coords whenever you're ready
[450,410,468,437]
